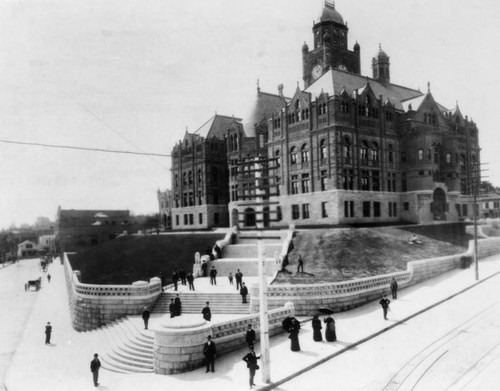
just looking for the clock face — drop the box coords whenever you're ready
[312,65,323,80]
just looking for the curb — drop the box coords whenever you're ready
[259,268,500,391]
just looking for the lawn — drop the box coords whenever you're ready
[68,232,225,284]
[275,223,473,284]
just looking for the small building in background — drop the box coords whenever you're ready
[17,240,37,258]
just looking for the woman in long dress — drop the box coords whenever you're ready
[312,314,323,341]
[324,316,337,342]
[289,318,301,351]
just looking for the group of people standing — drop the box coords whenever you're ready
[170,268,195,291]
[169,294,182,317]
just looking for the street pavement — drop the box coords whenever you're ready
[2,254,500,391]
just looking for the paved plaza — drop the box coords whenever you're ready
[2,254,500,391]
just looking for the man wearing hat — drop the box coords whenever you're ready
[203,335,217,373]
[242,344,261,388]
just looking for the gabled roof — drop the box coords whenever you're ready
[243,90,289,137]
[401,92,450,114]
[192,114,241,140]
[18,240,36,247]
[305,68,423,110]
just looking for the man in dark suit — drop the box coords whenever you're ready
[90,353,101,387]
[390,277,398,299]
[379,295,391,320]
[45,322,52,344]
[169,298,176,318]
[242,345,261,388]
[240,282,249,303]
[174,294,182,316]
[203,335,216,373]
[235,269,243,290]
[142,306,150,329]
[245,324,256,347]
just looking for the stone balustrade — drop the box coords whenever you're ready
[64,253,162,331]
[153,302,294,375]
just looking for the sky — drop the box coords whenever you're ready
[0,0,499,229]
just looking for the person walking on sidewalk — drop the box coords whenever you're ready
[169,298,176,318]
[245,324,256,347]
[228,272,234,285]
[312,314,322,342]
[288,317,301,351]
[240,282,249,303]
[45,322,52,344]
[142,306,150,329]
[297,254,304,273]
[235,269,243,290]
[242,344,261,389]
[203,335,217,373]
[172,270,179,291]
[379,295,391,320]
[390,277,398,299]
[90,353,101,387]
[210,266,218,285]
[202,301,212,321]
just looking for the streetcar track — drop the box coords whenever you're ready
[382,301,500,390]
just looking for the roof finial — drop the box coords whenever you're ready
[257,79,260,94]
[325,0,335,9]
[427,81,430,93]
[379,43,382,50]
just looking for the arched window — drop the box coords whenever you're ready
[360,140,369,162]
[388,144,394,163]
[371,142,379,162]
[290,146,297,165]
[343,136,351,162]
[301,144,309,163]
[418,148,424,161]
[320,139,327,160]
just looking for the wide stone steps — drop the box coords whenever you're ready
[207,258,277,277]
[89,316,154,374]
[152,291,250,314]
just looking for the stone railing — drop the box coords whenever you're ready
[252,237,500,315]
[153,302,294,375]
[64,253,162,331]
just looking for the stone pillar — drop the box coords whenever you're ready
[153,316,212,375]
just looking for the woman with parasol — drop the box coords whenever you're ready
[311,314,322,342]
[320,308,337,342]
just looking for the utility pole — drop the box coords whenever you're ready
[473,191,479,281]
[258,232,271,383]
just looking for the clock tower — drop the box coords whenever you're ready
[302,1,361,88]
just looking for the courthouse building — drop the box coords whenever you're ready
[169,1,481,229]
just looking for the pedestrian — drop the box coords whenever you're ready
[179,268,187,285]
[240,282,249,304]
[142,306,150,329]
[379,295,391,320]
[297,254,304,273]
[390,277,398,299]
[203,335,216,373]
[245,324,256,347]
[202,301,212,321]
[169,298,176,318]
[172,270,178,291]
[187,272,195,291]
[201,260,208,277]
[288,318,301,351]
[312,314,322,342]
[242,344,260,389]
[235,269,243,290]
[324,315,337,342]
[90,353,101,387]
[214,243,222,259]
[174,294,182,316]
[209,266,217,285]
[47,273,51,283]
[45,322,52,344]
[160,272,166,292]
[228,272,234,285]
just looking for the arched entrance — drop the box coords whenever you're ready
[244,208,256,227]
[231,209,239,228]
[431,188,447,220]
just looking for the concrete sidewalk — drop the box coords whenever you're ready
[4,255,500,391]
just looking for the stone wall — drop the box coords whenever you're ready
[251,237,500,315]
[153,303,294,375]
[64,253,162,331]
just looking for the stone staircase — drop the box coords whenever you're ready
[89,316,154,374]
[152,291,249,314]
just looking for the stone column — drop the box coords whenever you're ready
[153,316,212,375]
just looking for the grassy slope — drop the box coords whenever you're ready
[276,223,473,284]
[68,233,224,284]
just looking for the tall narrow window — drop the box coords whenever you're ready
[320,139,327,160]
[301,144,309,163]
[290,147,297,165]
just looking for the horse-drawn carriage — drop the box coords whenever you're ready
[26,277,42,291]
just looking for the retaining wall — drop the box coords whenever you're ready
[153,303,294,374]
[252,237,500,315]
[64,253,162,331]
